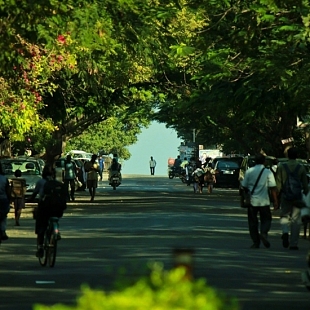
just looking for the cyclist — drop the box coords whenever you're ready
[29,164,65,258]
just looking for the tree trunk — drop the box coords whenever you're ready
[305,131,310,160]
[0,139,11,157]
[44,129,66,164]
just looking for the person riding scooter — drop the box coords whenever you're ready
[108,158,122,184]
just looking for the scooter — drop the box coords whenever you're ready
[109,172,121,190]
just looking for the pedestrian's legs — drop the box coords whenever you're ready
[247,205,260,246]
[193,182,198,193]
[89,187,93,200]
[208,183,213,194]
[280,199,292,233]
[69,179,75,201]
[15,208,21,226]
[0,199,10,239]
[64,179,70,201]
[14,198,24,226]
[290,205,301,247]
[91,186,96,201]
[259,206,272,236]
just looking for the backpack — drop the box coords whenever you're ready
[41,179,67,217]
[10,178,27,198]
[282,164,303,201]
[204,170,214,183]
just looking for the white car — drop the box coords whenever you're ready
[66,150,92,161]
[0,158,43,198]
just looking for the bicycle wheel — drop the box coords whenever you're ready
[47,234,57,267]
[39,234,48,266]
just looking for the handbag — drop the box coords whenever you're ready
[74,179,82,191]
[242,168,265,208]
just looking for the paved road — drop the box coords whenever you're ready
[0,175,309,310]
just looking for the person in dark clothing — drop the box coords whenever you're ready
[276,147,309,250]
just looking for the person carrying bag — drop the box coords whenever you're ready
[241,154,278,249]
[242,168,265,208]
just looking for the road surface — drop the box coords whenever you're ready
[0,175,309,310]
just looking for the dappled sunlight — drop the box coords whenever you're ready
[2,177,310,310]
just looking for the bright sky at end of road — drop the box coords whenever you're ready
[122,121,182,176]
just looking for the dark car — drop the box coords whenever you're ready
[0,157,43,197]
[213,157,243,188]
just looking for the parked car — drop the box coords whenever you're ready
[0,157,43,197]
[213,157,243,188]
[209,156,243,169]
[238,155,277,184]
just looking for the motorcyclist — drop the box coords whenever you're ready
[173,155,182,175]
[180,157,191,185]
[108,158,122,184]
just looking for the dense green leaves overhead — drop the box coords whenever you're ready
[154,0,310,156]
[2,0,310,159]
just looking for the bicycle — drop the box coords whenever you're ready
[38,217,60,267]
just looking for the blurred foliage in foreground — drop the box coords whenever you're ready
[33,265,239,310]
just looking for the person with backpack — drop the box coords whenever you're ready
[276,147,309,250]
[192,161,205,194]
[203,164,216,194]
[29,164,67,258]
[241,153,278,249]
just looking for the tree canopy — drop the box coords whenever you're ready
[153,0,310,157]
[1,0,310,160]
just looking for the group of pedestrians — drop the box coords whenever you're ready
[241,147,309,250]
[174,155,216,193]
[0,152,118,256]
[63,153,120,202]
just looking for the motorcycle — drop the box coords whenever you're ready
[179,165,194,185]
[109,172,121,190]
[168,166,181,179]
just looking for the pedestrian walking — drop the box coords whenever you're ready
[241,153,278,249]
[0,163,11,242]
[98,155,105,181]
[84,154,100,202]
[149,156,156,175]
[10,169,26,226]
[192,162,205,194]
[275,147,309,250]
[62,155,77,202]
[203,164,216,194]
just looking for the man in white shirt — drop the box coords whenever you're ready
[242,153,278,248]
[149,156,156,175]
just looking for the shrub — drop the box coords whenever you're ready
[33,264,239,310]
